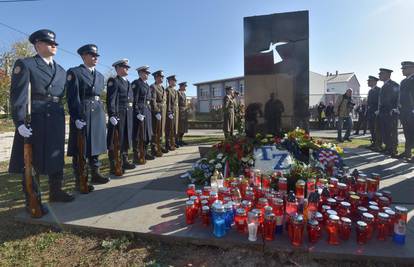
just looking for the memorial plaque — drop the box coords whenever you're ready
[244,11,309,137]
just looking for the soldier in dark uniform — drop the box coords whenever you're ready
[378,68,400,157]
[66,44,109,192]
[366,76,381,149]
[397,61,414,161]
[106,59,136,174]
[223,86,236,138]
[132,66,153,164]
[150,70,167,156]
[165,75,178,151]
[9,29,73,215]
[177,82,188,146]
[264,92,285,136]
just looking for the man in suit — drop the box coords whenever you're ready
[397,61,414,161]
[150,70,167,156]
[366,75,381,150]
[223,86,236,138]
[66,44,109,193]
[9,29,74,216]
[132,66,153,164]
[165,75,178,151]
[106,59,136,174]
[378,68,400,157]
[177,82,189,146]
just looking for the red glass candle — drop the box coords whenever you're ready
[201,205,210,226]
[381,190,392,203]
[339,217,352,241]
[278,177,288,195]
[235,208,247,233]
[326,215,340,245]
[307,178,316,194]
[291,214,305,246]
[202,186,211,196]
[327,198,337,211]
[307,219,320,244]
[324,210,338,226]
[209,191,218,205]
[377,212,389,240]
[200,199,209,209]
[239,179,249,199]
[357,206,368,220]
[241,200,252,212]
[190,196,200,216]
[245,190,255,203]
[230,187,242,203]
[306,199,319,221]
[378,196,390,209]
[286,191,298,215]
[264,213,276,241]
[317,178,328,189]
[185,200,195,224]
[254,169,261,186]
[186,184,196,198]
[315,212,324,226]
[366,178,377,199]
[385,209,396,236]
[338,201,351,218]
[349,195,360,219]
[328,184,336,198]
[356,221,368,244]
[357,192,369,206]
[362,212,375,240]
[295,179,306,199]
[394,206,408,244]
[356,178,367,194]
[257,198,269,213]
[371,173,381,191]
[337,183,348,200]
[262,175,271,189]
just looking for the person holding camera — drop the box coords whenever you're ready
[335,88,355,142]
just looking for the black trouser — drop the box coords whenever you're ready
[367,115,375,143]
[355,116,367,134]
[22,170,63,206]
[379,111,398,153]
[72,155,100,176]
[401,115,414,156]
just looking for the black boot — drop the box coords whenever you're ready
[133,150,140,164]
[49,179,74,202]
[91,168,110,184]
[109,160,116,175]
[122,155,136,170]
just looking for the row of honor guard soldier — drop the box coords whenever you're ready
[8,29,190,217]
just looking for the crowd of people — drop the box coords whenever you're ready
[8,29,189,216]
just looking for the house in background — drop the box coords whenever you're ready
[194,71,360,112]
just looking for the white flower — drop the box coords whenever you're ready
[215,163,222,169]
[217,153,223,160]
[248,159,254,165]
[241,157,248,162]
[209,159,215,164]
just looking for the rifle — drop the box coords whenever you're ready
[77,89,88,193]
[112,121,123,176]
[155,115,162,157]
[169,112,176,150]
[138,117,146,164]
[24,82,43,218]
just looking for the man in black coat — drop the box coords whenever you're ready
[66,44,109,192]
[366,76,381,149]
[132,66,153,164]
[378,68,400,157]
[106,59,136,174]
[9,29,74,215]
[397,61,414,161]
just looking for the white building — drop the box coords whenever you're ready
[195,71,360,112]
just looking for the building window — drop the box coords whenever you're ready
[239,83,244,96]
[212,87,222,97]
[200,88,209,97]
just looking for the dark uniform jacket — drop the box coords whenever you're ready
[367,86,380,119]
[399,75,414,120]
[66,65,107,157]
[131,78,153,141]
[9,55,66,175]
[177,90,188,134]
[379,80,399,114]
[106,76,133,149]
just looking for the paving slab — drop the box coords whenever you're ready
[14,145,414,263]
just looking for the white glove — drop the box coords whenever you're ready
[391,109,400,115]
[412,110,414,114]
[110,116,118,126]
[137,114,145,121]
[374,110,379,116]
[155,113,162,121]
[168,113,174,119]
[75,119,86,129]
[17,124,32,138]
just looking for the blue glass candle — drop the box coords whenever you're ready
[224,203,234,230]
[213,218,226,238]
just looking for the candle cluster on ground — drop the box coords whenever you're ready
[185,169,408,246]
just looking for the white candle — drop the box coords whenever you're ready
[248,222,258,242]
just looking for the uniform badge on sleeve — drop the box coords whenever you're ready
[67,74,72,81]
[13,66,21,74]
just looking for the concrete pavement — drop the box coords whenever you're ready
[15,144,414,263]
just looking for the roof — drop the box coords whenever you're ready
[193,76,244,86]
[326,72,355,83]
